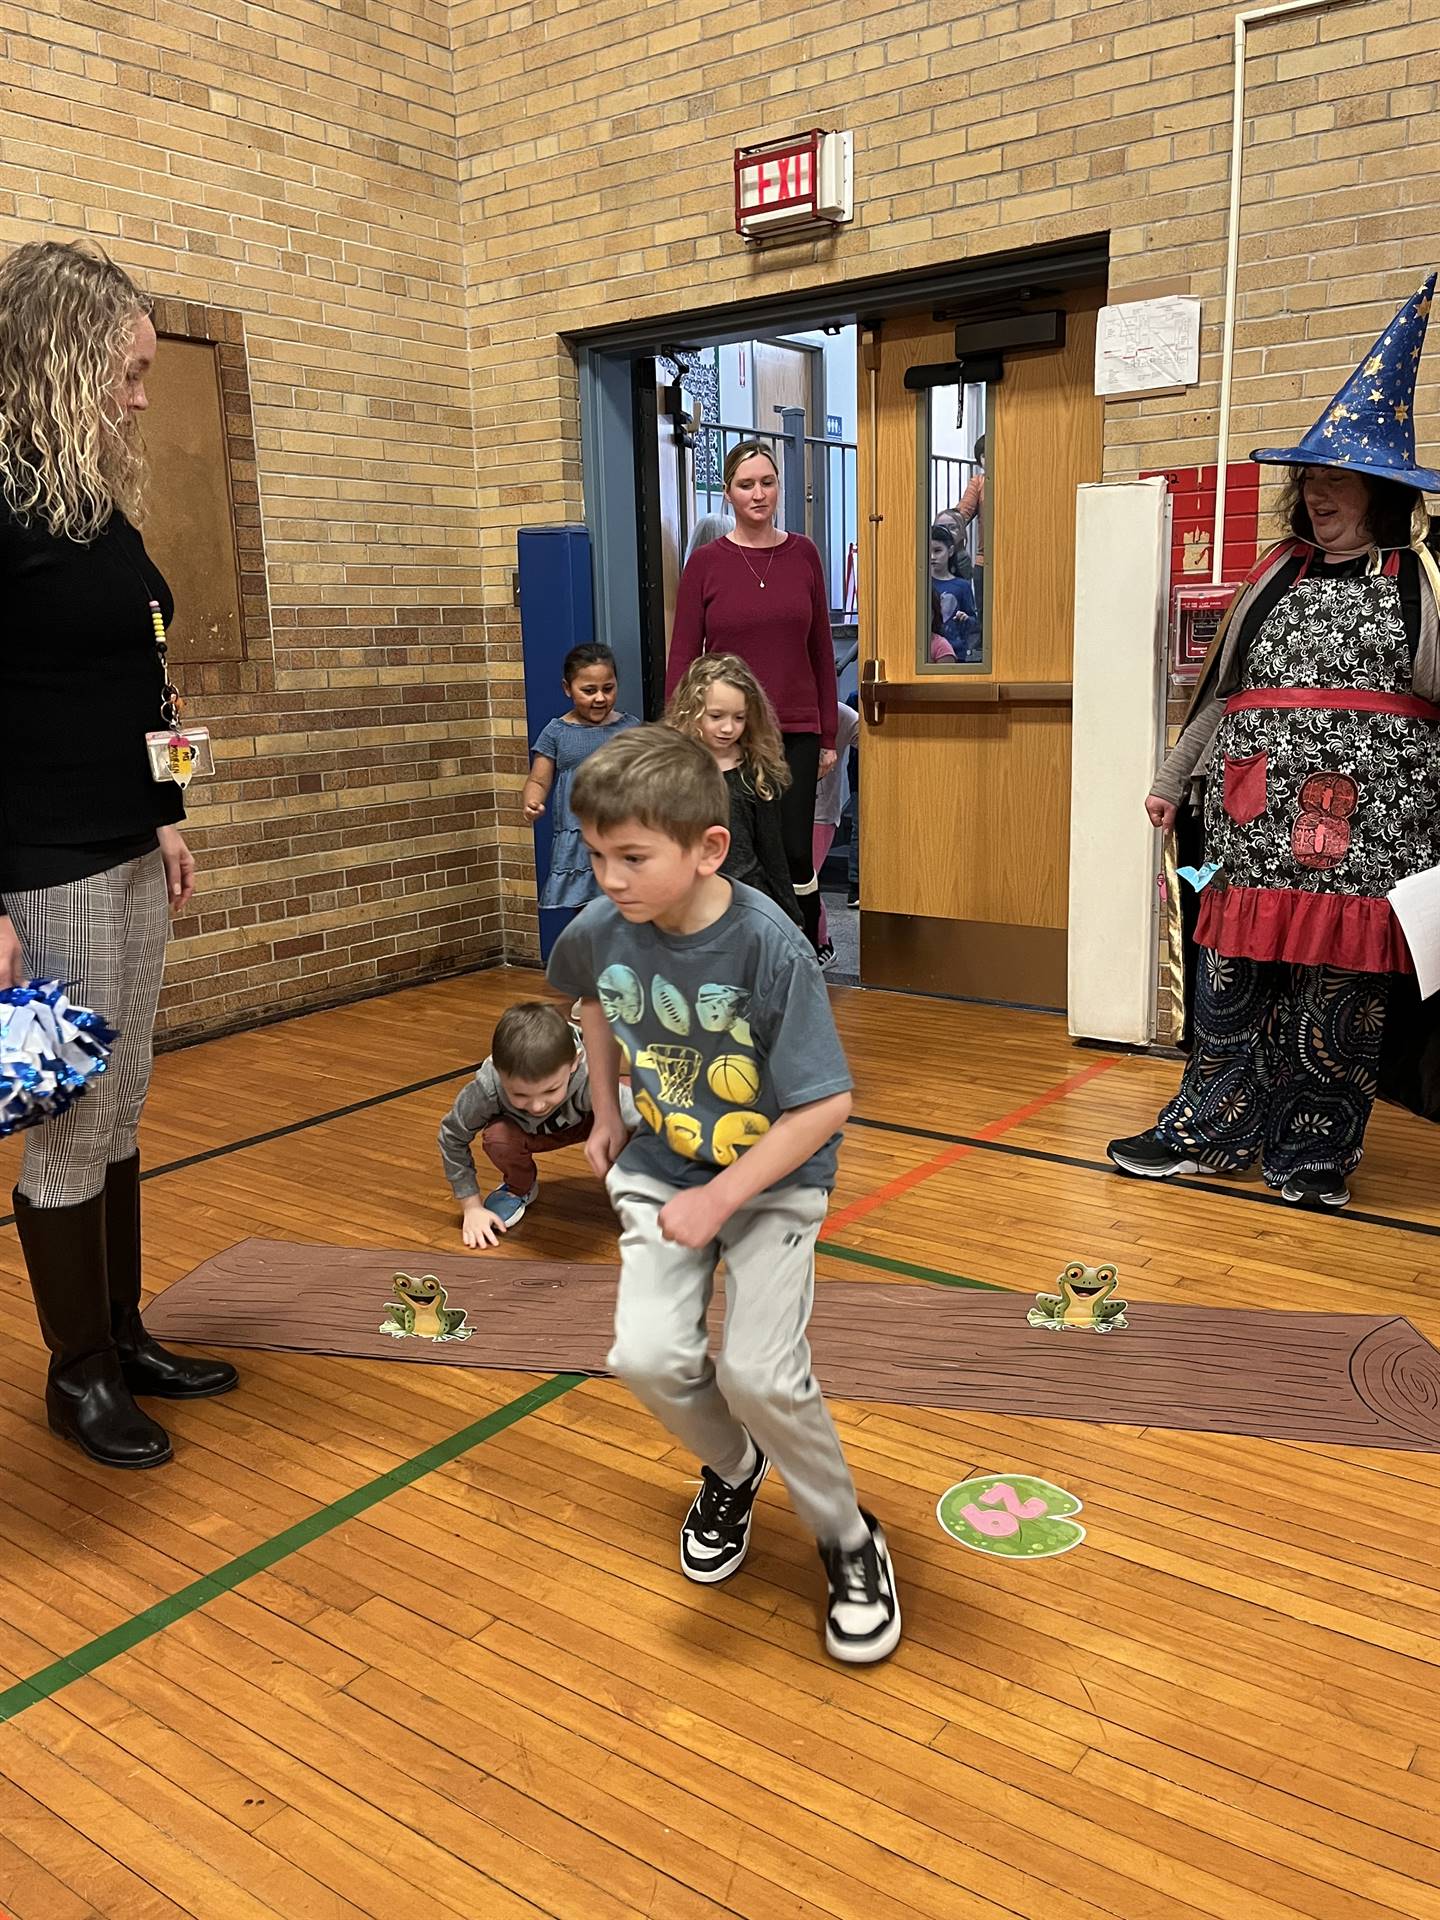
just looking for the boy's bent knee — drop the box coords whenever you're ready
[609,1336,708,1397]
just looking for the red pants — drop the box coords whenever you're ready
[481,1115,593,1194]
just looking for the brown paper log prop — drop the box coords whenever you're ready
[143,1238,1440,1452]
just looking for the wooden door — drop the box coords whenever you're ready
[856,289,1104,1005]
[752,341,821,532]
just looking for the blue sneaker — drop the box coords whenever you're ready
[482,1181,538,1228]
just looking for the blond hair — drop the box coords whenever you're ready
[0,240,151,541]
[491,1001,577,1080]
[665,654,791,801]
[722,438,779,489]
[569,723,728,848]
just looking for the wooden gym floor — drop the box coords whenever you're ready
[1,965,1438,1920]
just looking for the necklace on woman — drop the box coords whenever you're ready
[733,537,779,590]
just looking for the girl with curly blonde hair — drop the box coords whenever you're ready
[665,654,802,927]
[0,239,236,1474]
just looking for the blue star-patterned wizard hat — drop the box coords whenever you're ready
[1251,274,1440,492]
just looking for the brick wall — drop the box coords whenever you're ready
[3,0,506,1042]
[12,0,1436,1031]
[453,0,1440,974]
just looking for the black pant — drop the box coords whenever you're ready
[1155,952,1389,1185]
[780,731,822,948]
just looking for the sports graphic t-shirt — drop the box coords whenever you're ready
[547,882,852,1191]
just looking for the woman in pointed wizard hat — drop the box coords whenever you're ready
[1109,275,1440,1209]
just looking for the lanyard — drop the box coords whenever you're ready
[149,599,184,728]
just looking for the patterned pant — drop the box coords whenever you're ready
[1155,950,1390,1186]
[3,853,170,1208]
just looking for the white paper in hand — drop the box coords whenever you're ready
[1388,865,1440,1000]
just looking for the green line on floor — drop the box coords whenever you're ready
[819,1239,1005,1291]
[0,1370,584,1729]
[0,1240,1005,1731]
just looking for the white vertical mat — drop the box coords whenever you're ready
[1068,478,1169,1044]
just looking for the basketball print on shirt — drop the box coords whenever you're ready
[708,1053,762,1104]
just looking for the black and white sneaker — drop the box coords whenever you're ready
[680,1447,769,1583]
[820,1510,901,1665]
[816,940,836,969]
[1281,1170,1351,1210]
[1106,1129,1203,1180]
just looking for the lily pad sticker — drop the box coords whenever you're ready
[937,1473,1085,1559]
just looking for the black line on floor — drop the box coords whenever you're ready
[0,1060,484,1230]
[6,1067,1434,1247]
[846,1114,1440,1241]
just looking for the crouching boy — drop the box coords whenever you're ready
[547,725,900,1664]
[438,1001,637,1247]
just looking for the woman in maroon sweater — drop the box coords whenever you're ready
[666,441,838,948]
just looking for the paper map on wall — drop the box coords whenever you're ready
[1094,296,1202,397]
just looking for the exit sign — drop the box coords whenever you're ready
[734,130,853,241]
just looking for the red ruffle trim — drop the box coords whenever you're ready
[1196,885,1413,974]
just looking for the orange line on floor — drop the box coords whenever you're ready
[827,1054,1124,1234]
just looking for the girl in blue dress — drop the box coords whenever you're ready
[523,643,640,909]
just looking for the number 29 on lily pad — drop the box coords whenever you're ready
[936,1473,1085,1559]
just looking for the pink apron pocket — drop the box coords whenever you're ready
[1222,751,1268,825]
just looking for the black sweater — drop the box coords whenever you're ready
[0,497,184,893]
[722,767,803,926]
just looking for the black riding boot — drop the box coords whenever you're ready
[104,1154,239,1400]
[12,1186,172,1469]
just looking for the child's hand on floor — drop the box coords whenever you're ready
[461,1197,508,1249]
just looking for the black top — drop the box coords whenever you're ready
[0,496,184,898]
[722,767,803,926]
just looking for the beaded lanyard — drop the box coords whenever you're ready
[143,596,212,788]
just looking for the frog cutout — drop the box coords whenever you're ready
[380,1271,473,1342]
[1027,1261,1127,1333]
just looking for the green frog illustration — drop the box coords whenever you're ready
[380,1272,472,1342]
[1028,1261,1127,1333]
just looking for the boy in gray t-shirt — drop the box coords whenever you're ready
[548,724,901,1666]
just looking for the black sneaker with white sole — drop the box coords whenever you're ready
[1280,1169,1351,1209]
[820,1510,901,1664]
[1106,1129,1204,1180]
[680,1447,769,1583]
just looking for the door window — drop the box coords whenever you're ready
[919,382,990,673]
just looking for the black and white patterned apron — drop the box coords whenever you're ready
[1202,549,1440,972]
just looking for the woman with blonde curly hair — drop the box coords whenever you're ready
[0,239,236,1471]
[665,654,803,928]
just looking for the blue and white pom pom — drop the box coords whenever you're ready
[0,980,117,1137]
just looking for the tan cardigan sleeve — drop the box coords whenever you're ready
[1149,691,1226,808]
[1147,564,1276,808]
[1412,543,1440,701]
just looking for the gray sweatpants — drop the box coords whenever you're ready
[4,852,170,1208]
[605,1165,864,1544]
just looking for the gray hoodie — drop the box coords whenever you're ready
[437,1047,638,1199]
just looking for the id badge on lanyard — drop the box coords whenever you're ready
[143,599,213,789]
